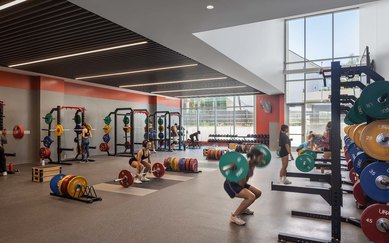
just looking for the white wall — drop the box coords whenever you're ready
[360,0,389,80]
[194,19,285,92]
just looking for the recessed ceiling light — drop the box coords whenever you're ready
[206,5,214,10]
[119,77,227,88]
[9,41,148,67]
[152,85,246,94]
[77,64,198,80]
[0,0,27,11]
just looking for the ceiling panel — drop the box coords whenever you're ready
[0,0,261,97]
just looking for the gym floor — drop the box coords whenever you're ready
[0,149,369,243]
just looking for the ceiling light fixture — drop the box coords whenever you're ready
[77,64,198,80]
[152,85,246,94]
[0,0,27,11]
[176,91,261,98]
[119,76,227,88]
[8,41,148,67]
[206,5,214,10]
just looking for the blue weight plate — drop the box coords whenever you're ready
[179,158,185,171]
[103,134,111,143]
[360,162,389,203]
[349,146,373,175]
[50,174,65,195]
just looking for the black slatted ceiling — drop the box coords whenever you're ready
[0,0,262,97]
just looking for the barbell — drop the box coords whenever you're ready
[114,162,165,188]
[219,145,271,182]
[45,124,95,137]
[294,149,318,172]
[2,125,31,139]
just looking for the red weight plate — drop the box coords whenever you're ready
[349,167,358,184]
[353,181,368,206]
[347,160,353,171]
[360,203,389,243]
[118,170,133,188]
[345,150,350,162]
[152,163,165,178]
[192,159,198,172]
[185,159,189,171]
[61,175,75,197]
[164,157,169,168]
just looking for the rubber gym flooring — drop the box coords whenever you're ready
[0,149,369,243]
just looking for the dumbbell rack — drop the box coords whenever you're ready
[44,106,96,165]
[271,61,385,243]
[207,134,269,146]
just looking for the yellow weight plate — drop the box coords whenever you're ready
[55,124,64,137]
[360,120,389,161]
[175,157,179,171]
[103,124,112,134]
[348,125,358,141]
[67,176,88,198]
[353,123,367,149]
[344,125,351,135]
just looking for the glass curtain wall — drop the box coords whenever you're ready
[182,95,255,141]
[285,9,359,146]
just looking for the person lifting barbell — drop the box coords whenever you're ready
[221,148,264,226]
[128,140,153,184]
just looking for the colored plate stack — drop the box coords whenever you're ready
[50,174,88,198]
[163,157,198,173]
[206,149,224,160]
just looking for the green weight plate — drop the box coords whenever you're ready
[158,118,164,125]
[104,116,112,125]
[359,80,389,119]
[301,149,317,160]
[295,154,315,172]
[344,113,354,125]
[74,114,82,125]
[123,116,130,125]
[219,152,248,182]
[254,145,271,168]
[44,113,53,125]
[347,99,367,124]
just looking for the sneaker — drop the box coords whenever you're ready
[141,176,150,182]
[242,208,254,215]
[2,171,7,176]
[230,214,246,226]
[133,178,143,184]
[152,150,156,153]
[283,178,292,185]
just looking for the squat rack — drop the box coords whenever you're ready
[271,61,385,242]
[149,111,171,151]
[43,106,96,165]
[104,108,149,157]
[0,101,17,162]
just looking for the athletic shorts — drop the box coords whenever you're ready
[224,180,250,198]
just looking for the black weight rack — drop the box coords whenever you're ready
[50,185,102,204]
[43,106,96,165]
[271,59,385,242]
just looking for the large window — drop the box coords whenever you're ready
[182,95,255,140]
[285,9,359,144]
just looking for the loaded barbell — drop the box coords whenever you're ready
[114,162,165,188]
[45,124,95,137]
[219,145,271,182]
[2,125,31,139]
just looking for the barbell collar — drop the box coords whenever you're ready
[375,175,389,189]
[376,218,389,233]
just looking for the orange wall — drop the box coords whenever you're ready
[0,70,180,108]
[256,94,284,134]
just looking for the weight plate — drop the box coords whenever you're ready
[168,157,174,171]
[344,114,354,125]
[345,150,351,163]
[353,181,368,206]
[349,167,358,184]
[158,118,164,125]
[349,145,373,175]
[295,154,316,172]
[103,124,112,134]
[102,134,111,143]
[347,160,353,171]
[189,159,194,172]
[163,157,169,169]
[360,162,389,203]
[74,114,82,125]
[360,120,389,161]
[185,159,190,171]
[174,157,179,171]
[344,125,352,135]
[360,203,389,243]
[360,80,389,119]
[50,174,65,195]
[179,158,185,171]
[67,176,88,198]
[352,123,367,149]
[254,145,271,168]
[44,113,53,125]
[152,163,165,178]
[55,124,64,137]
[219,152,248,182]
[301,149,317,160]
[123,116,130,125]
[60,175,76,197]
[348,124,359,142]
[118,170,133,188]
[348,99,368,124]
[104,116,112,125]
